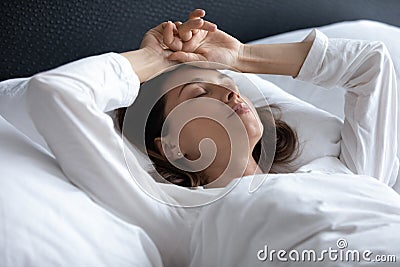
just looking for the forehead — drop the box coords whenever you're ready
[162,67,225,92]
[161,68,231,115]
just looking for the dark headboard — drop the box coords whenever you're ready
[1,0,399,81]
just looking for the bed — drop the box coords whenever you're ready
[1,1,400,266]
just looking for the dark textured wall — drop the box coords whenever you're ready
[1,0,399,81]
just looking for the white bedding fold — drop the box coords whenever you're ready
[190,174,400,266]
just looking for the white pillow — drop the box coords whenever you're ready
[225,71,342,172]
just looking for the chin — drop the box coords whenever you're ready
[244,118,263,142]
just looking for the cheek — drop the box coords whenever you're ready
[178,118,230,159]
[243,100,264,138]
[247,111,264,137]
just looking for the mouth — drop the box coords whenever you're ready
[228,102,251,118]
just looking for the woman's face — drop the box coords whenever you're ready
[155,67,263,184]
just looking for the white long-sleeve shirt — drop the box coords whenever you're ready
[0,30,398,266]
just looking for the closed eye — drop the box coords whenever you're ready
[191,86,207,98]
[195,92,207,98]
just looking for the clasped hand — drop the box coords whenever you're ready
[123,10,311,86]
[141,9,243,69]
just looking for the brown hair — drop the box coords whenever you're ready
[116,70,299,187]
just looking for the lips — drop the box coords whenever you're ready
[228,102,251,117]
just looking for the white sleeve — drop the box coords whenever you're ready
[23,53,188,265]
[296,30,399,186]
[0,78,51,153]
[0,52,136,152]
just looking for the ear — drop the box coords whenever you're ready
[154,137,166,158]
[154,136,183,161]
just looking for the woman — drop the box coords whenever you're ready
[120,63,298,188]
[3,8,399,266]
[115,10,318,189]
[117,9,398,190]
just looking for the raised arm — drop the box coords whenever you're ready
[0,9,216,151]
[296,30,398,186]
[25,52,188,263]
[166,25,313,77]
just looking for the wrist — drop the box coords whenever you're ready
[233,43,247,72]
[234,42,313,77]
[234,43,253,72]
[235,43,277,74]
[121,47,175,83]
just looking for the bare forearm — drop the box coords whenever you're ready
[236,41,313,77]
[120,48,174,83]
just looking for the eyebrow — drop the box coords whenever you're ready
[178,74,230,97]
